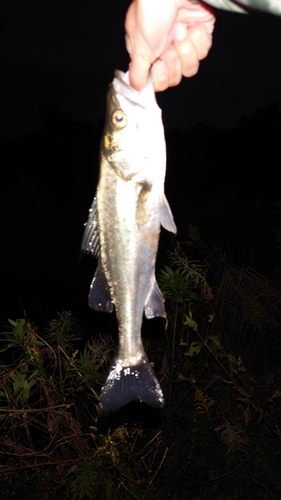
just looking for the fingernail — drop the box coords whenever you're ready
[152,59,167,82]
[157,67,167,82]
[175,23,187,41]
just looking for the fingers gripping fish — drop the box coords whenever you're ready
[82,69,177,416]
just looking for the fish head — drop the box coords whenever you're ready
[101,70,166,182]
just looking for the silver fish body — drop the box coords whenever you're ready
[82,70,176,416]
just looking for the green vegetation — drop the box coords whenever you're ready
[1,226,281,499]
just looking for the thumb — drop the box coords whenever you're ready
[129,54,151,91]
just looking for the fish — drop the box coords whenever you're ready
[81,69,177,416]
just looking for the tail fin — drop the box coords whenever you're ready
[99,355,164,416]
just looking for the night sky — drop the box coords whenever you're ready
[1,1,281,330]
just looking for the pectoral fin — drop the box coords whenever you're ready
[81,197,99,257]
[161,195,177,234]
[144,281,166,319]
[88,263,114,313]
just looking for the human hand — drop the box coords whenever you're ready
[125,0,215,91]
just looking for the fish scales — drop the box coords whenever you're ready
[82,69,176,416]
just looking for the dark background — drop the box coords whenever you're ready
[2,2,281,137]
[1,1,281,331]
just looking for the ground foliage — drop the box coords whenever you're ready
[1,226,281,499]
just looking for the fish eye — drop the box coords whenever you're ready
[112,109,127,128]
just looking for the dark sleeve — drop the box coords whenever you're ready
[200,0,281,16]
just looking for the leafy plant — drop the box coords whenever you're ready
[1,223,281,498]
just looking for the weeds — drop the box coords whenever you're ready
[1,226,281,498]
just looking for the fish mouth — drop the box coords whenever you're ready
[112,70,155,110]
[113,70,133,92]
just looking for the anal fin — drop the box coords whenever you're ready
[144,281,166,319]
